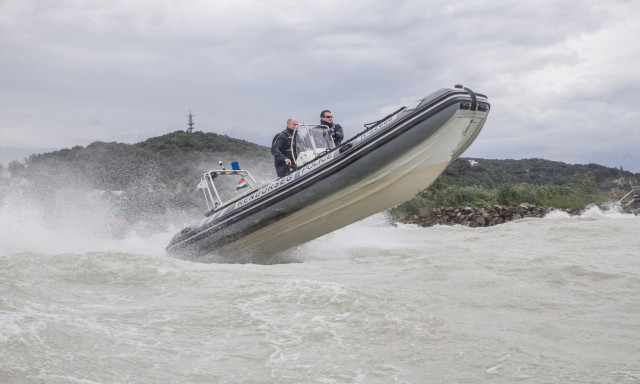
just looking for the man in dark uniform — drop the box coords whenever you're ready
[271,117,298,177]
[320,110,344,146]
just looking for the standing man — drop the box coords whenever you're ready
[320,110,344,146]
[271,117,298,177]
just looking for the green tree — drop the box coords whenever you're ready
[496,183,517,205]
[8,160,26,176]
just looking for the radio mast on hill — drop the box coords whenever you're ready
[187,110,195,133]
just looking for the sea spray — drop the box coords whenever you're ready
[2,211,639,383]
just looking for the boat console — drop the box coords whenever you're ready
[292,124,336,166]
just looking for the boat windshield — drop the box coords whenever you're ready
[292,124,335,167]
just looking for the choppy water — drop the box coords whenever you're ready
[1,206,639,383]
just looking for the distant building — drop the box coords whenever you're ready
[468,159,478,167]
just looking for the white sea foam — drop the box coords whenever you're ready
[0,195,177,256]
[1,198,640,383]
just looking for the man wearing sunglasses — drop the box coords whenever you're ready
[320,110,344,146]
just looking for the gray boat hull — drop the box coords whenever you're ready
[166,86,490,262]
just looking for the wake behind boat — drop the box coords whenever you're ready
[166,85,490,262]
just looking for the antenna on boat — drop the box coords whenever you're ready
[187,110,195,133]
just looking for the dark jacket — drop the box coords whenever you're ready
[320,122,344,146]
[271,128,295,177]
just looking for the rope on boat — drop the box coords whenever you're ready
[363,106,406,130]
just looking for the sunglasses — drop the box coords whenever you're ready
[324,115,333,118]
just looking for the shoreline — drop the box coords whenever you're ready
[396,203,640,228]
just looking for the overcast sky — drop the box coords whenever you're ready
[1,0,639,172]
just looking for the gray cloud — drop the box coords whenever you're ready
[1,0,639,172]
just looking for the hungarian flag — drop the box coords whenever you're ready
[236,177,248,190]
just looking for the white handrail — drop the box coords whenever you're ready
[201,169,258,211]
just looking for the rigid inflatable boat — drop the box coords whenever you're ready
[166,85,490,262]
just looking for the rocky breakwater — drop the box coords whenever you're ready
[399,203,585,228]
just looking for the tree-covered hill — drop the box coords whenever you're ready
[10,131,273,230]
[445,157,638,191]
[14,132,639,194]
[389,157,639,218]
[4,131,639,230]
[25,130,273,191]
